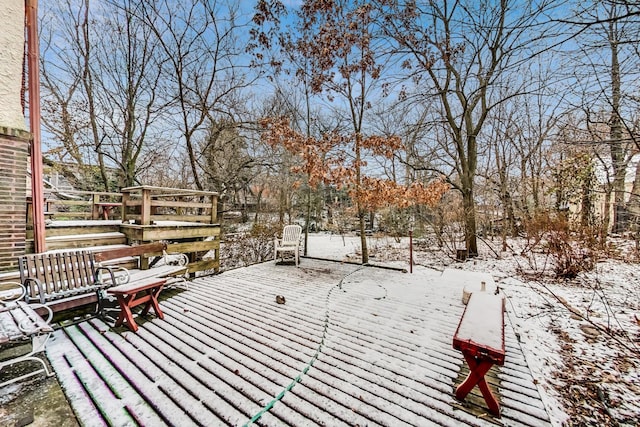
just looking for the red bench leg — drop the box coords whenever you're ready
[456,352,500,416]
[140,286,164,319]
[113,294,138,332]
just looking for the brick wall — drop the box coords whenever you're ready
[0,127,30,271]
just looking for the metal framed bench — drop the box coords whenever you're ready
[0,283,54,387]
[17,243,187,318]
[18,250,118,314]
[93,242,188,287]
[452,291,506,416]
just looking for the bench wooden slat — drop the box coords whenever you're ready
[127,265,187,282]
[31,256,39,297]
[53,253,66,292]
[49,253,60,293]
[0,301,54,387]
[62,252,75,292]
[70,252,82,290]
[0,302,53,342]
[0,310,21,342]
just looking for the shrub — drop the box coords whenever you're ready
[520,212,596,280]
[220,222,282,270]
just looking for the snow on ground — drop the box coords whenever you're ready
[305,232,640,427]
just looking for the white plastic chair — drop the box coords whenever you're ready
[274,225,302,267]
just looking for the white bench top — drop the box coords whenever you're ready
[454,291,505,356]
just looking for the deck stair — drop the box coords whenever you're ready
[24,216,219,275]
[44,232,127,251]
[27,220,126,252]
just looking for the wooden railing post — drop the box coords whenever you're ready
[91,193,100,220]
[121,190,130,223]
[210,194,218,224]
[141,187,151,225]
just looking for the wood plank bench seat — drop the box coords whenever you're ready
[127,264,188,282]
[107,277,167,332]
[18,250,119,313]
[452,291,505,416]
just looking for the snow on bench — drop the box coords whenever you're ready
[1,283,54,387]
[452,290,505,417]
[94,242,188,288]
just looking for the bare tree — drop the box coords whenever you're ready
[40,0,170,189]
[254,0,405,263]
[40,0,110,190]
[380,0,561,256]
[201,121,257,212]
[140,0,254,191]
[567,0,640,232]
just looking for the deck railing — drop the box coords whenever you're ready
[121,186,218,225]
[28,186,219,224]
[28,190,123,222]
[25,186,221,275]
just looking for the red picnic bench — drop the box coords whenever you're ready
[452,291,505,417]
[107,277,167,332]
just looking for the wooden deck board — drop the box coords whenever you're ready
[45,259,552,426]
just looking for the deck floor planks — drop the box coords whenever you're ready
[121,324,251,425]
[160,305,300,388]
[163,295,319,370]
[45,331,111,427]
[308,353,481,427]
[138,321,287,427]
[77,319,201,426]
[180,283,325,350]
[62,324,169,426]
[46,259,552,426]
[90,317,232,426]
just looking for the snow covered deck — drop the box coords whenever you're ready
[44,259,551,426]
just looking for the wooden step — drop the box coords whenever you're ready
[45,232,127,251]
[27,220,122,239]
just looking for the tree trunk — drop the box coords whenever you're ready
[462,184,478,256]
[304,184,311,256]
[609,18,627,233]
[462,130,478,256]
[602,188,612,237]
[580,172,594,227]
[355,133,368,264]
[356,208,367,262]
[626,160,640,226]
